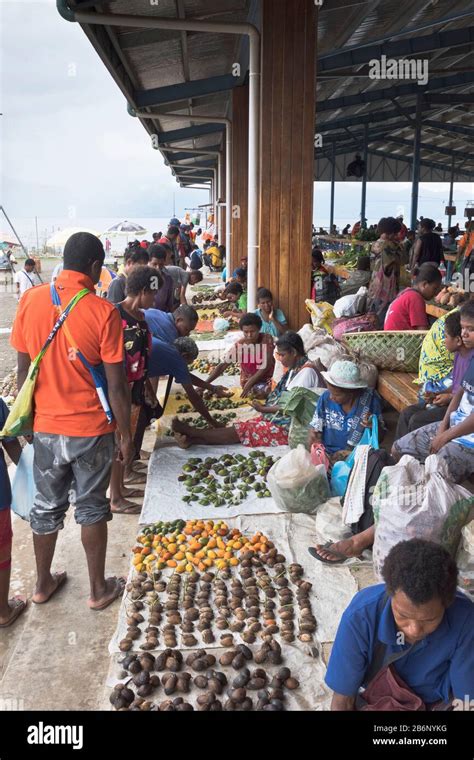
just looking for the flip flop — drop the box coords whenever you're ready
[308,543,354,565]
[111,502,142,515]
[132,461,147,471]
[32,571,68,604]
[89,576,126,612]
[124,472,147,485]
[121,488,144,499]
[0,597,28,627]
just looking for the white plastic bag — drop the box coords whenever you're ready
[333,287,367,319]
[267,445,330,514]
[11,444,36,521]
[373,454,474,579]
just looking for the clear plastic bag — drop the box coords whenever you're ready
[11,444,36,521]
[267,445,330,514]
[373,454,474,579]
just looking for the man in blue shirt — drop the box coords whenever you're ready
[148,337,227,428]
[326,539,474,710]
[144,304,199,344]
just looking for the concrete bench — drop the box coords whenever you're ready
[377,370,418,412]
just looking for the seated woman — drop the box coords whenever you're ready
[172,331,322,448]
[255,288,288,338]
[221,282,245,317]
[325,539,474,711]
[312,249,341,305]
[206,313,275,398]
[384,263,442,331]
[392,303,474,485]
[396,310,474,438]
[340,255,371,296]
[308,360,384,465]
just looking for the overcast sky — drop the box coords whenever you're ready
[2,0,472,229]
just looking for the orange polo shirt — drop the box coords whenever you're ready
[10,270,124,436]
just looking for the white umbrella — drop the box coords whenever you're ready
[104,220,148,235]
[46,227,101,248]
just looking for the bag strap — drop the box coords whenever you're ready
[364,592,415,685]
[34,285,90,364]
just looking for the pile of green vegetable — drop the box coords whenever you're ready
[178,451,277,507]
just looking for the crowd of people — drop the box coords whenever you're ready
[0,210,472,713]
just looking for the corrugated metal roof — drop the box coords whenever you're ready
[67,0,474,182]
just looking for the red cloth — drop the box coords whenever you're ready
[234,417,289,447]
[384,288,428,331]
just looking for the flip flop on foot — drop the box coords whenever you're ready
[138,450,151,460]
[308,542,360,565]
[132,461,147,471]
[121,487,144,499]
[88,576,126,611]
[0,597,28,628]
[124,472,147,485]
[111,499,142,515]
[32,571,68,604]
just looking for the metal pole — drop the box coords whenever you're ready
[360,123,369,228]
[411,93,423,231]
[217,154,222,245]
[448,155,455,230]
[0,206,28,255]
[35,216,39,251]
[330,143,336,231]
[225,121,232,267]
[247,31,260,312]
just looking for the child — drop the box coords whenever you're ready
[312,249,341,305]
[221,282,246,317]
[206,313,275,398]
[255,288,288,337]
[0,398,27,627]
[384,263,442,331]
[395,310,474,438]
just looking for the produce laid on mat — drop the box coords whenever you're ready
[178,451,276,506]
[118,519,316,656]
[191,358,240,376]
[164,412,237,435]
[111,645,302,711]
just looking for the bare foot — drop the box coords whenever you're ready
[171,417,193,436]
[32,571,68,604]
[0,597,28,627]
[88,576,125,611]
[174,432,191,450]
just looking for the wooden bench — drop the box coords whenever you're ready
[377,371,418,412]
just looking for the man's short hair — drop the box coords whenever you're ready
[239,313,262,330]
[25,258,36,267]
[174,336,199,361]
[382,539,458,608]
[128,250,149,266]
[173,304,199,325]
[125,266,162,296]
[189,271,204,282]
[148,244,168,262]
[167,226,180,237]
[63,232,105,273]
[225,282,243,297]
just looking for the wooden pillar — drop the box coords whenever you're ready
[259,0,317,328]
[231,83,249,277]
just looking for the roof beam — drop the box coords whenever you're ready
[157,123,225,144]
[318,106,431,132]
[424,93,474,105]
[134,75,240,108]
[318,27,474,72]
[424,120,474,138]
[370,135,474,163]
[317,71,474,112]
[316,147,474,179]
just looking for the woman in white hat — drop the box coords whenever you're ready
[308,359,384,465]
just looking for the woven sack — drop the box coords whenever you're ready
[342,330,427,372]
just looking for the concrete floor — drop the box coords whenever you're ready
[0,430,155,711]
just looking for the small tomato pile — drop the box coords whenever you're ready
[132,519,273,575]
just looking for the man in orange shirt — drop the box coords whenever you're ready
[11,233,133,611]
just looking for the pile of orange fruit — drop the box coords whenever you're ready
[132,519,272,575]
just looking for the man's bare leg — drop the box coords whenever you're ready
[81,520,125,610]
